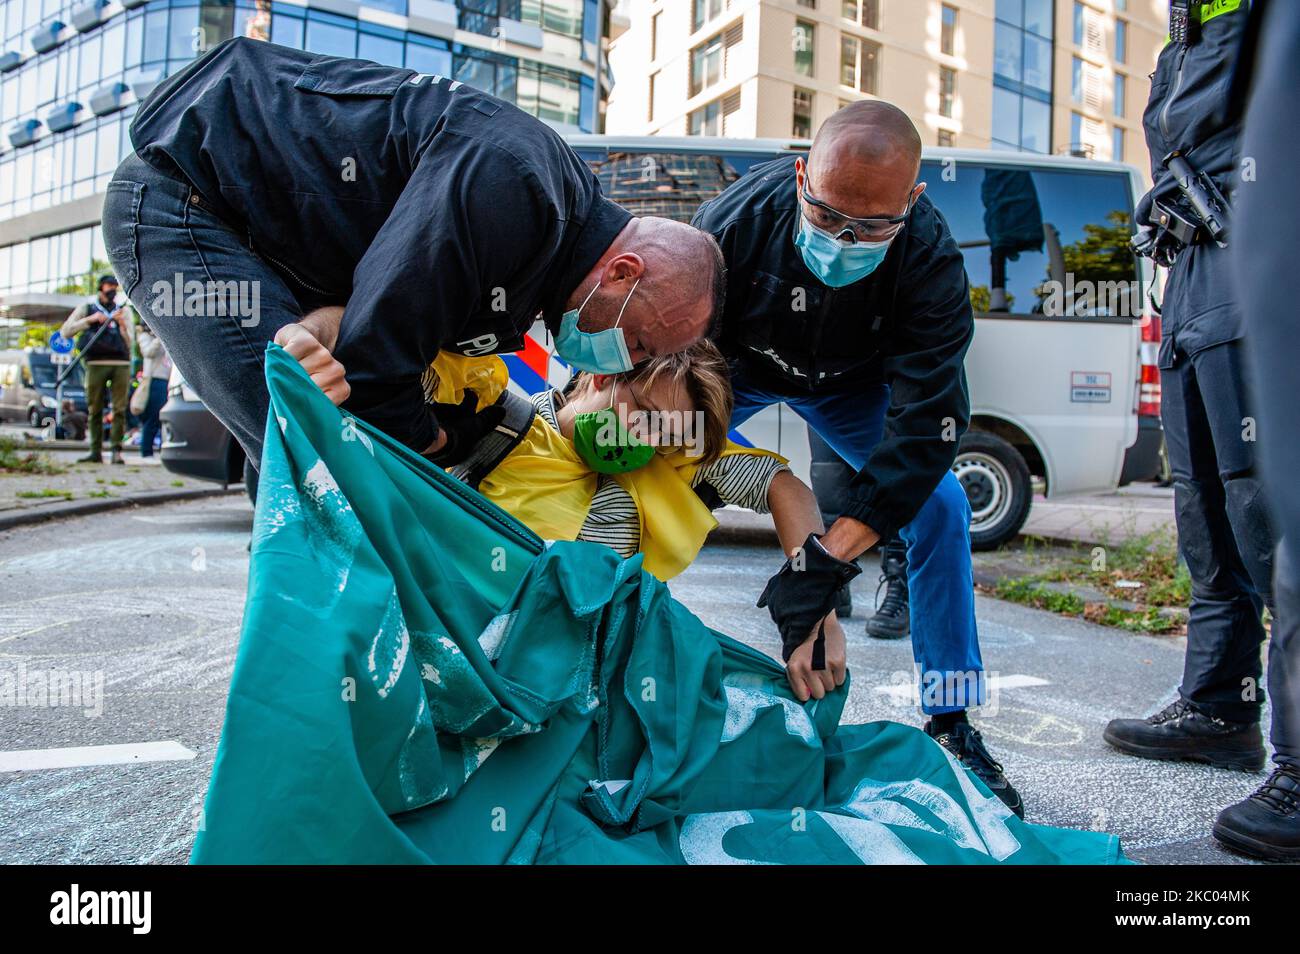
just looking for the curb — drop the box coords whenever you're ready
[0,485,245,531]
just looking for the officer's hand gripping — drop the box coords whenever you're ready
[757,532,862,674]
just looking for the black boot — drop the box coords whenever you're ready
[77,451,103,464]
[1213,764,1300,861]
[925,717,1024,819]
[1103,699,1266,772]
[866,539,909,640]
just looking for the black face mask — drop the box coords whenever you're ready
[99,289,117,306]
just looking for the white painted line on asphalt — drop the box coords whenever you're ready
[871,673,1051,700]
[0,741,196,773]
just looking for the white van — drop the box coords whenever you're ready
[503,137,1160,549]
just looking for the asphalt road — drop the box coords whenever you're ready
[0,497,1278,865]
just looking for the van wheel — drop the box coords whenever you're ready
[953,432,1033,551]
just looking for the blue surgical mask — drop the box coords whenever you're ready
[794,216,893,288]
[554,278,640,374]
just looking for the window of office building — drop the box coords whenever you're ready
[689,91,739,136]
[941,4,957,56]
[1112,125,1124,161]
[797,0,816,8]
[1071,110,1084,153]
[520,0,587,39]
[690,32,723,97]
[650,10,659,60]
[1114,71,1125,118]
[1115,19,1127,63]
[939,66,956,118]
[840,35,878,94]
[842,0,879,30]
[794,20,815,76]
[459,0,521,38]
[693,0,724,33]
[938,129,955,147]
[648,71,657,121]
[793,87,813,139]
[1072,55,1083,103]
[993,0,1053,153]
[1073,1,1084,46]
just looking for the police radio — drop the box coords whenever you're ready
[1169,0,1202,46]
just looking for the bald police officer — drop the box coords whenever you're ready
[105,37,725,469]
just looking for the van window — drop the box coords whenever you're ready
[920,161,1140,319]
[582,150,786,222]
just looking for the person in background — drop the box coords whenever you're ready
[59,399,87,442]
[135,321,173,458]
[59,275,134,465]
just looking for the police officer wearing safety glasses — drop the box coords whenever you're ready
[694,100,1023,818]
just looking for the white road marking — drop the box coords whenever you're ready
[872,673,1051,701]
[0,741,196,772]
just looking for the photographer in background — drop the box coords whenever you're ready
[59,274,135,465]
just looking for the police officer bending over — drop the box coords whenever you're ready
[105,37,725,469]
[694,101,1023,818]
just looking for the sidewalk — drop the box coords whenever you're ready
[710,483,1176,549]
[0,442,240,528]
[1020,483,1175,546]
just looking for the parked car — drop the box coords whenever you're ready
[0,348,88,429]
[156,135,1161,548]
[158,363,255,498]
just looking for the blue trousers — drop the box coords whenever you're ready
[731,374,984,714]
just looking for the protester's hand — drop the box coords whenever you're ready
[274,322,350,406]
[786,612,847,702]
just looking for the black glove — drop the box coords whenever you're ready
[757,533,861,670]
[426,393,507,467]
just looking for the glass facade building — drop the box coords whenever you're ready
[991,0,1054,154]
[0,0,606,304]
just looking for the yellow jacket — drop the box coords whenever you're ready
[427,353,785,581]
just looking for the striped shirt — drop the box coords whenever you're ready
[532,390,788,558]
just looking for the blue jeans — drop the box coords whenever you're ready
[139,377,169,457]
[103,154,310,470]
[730,374,984,715]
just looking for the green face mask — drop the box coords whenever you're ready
[571,382,656,475]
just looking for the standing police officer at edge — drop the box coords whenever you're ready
[104,37,725,472]
[694,101,1023,818]
[1102,1,1295,861]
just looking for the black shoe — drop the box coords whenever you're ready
[834,584,853,620]
[1213,764,1300,861]
[77,452,103,464]
[110,449,125,465]
[1103,699,1265,772]
[866,540,909,640]
[925,719,1024,819]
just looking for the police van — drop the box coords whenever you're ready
[524,136,1162,550]
[162,136,1161,548]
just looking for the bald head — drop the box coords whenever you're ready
[800,100,925,222]
[567,216,725,363]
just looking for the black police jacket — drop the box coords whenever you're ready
[1138,0,1248,352]
[692,155,973,539]
[130,37,630,452]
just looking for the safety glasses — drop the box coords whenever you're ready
[800,180,917,244]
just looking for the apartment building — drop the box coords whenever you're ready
[0,0,609,332]
[607,0,1165,166]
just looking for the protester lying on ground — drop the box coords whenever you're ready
[423,340,845,703]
